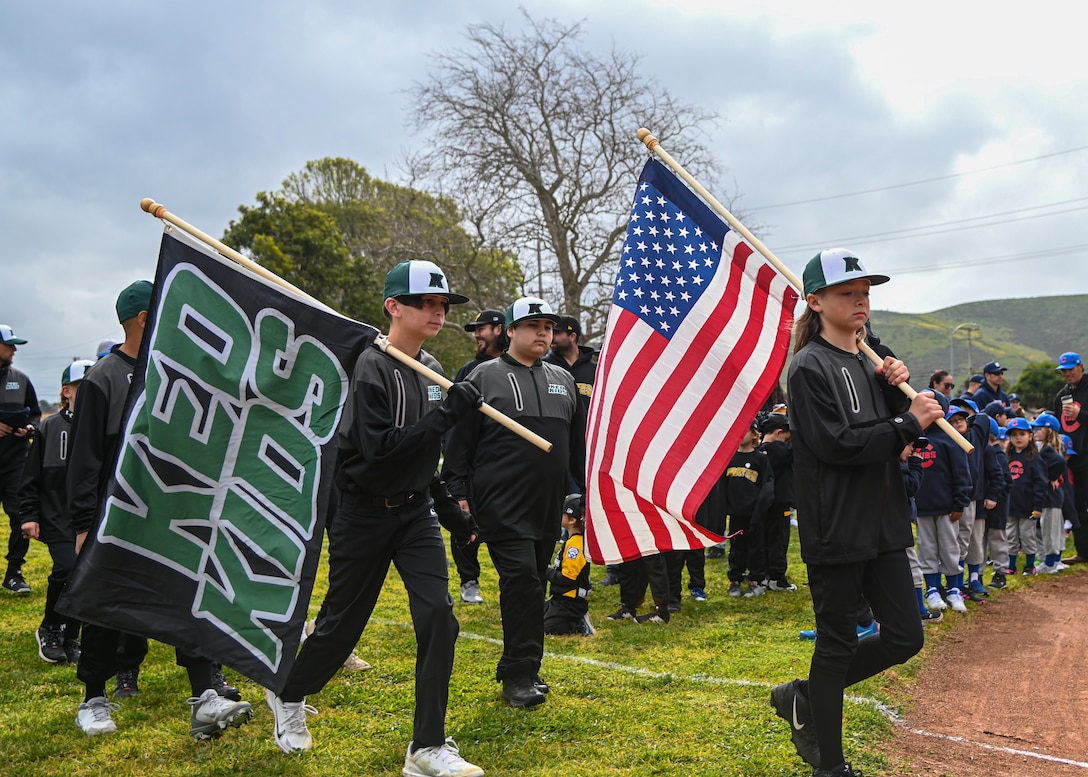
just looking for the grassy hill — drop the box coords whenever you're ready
[868,294,1088,388]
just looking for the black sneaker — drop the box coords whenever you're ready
[666,599,682,613]
[990,571,1007,589]
[501,676,545,708]
[36,624,66,663]
[635,606,670,624]
[114,668,140,699]
[598,572,619,587]
[706,545,725,559]
[2,572,31,595]
[920,610,943,625]
[770,679,820,767]
[64,638,82,664]
[212,663,242,701]
[607,605,636,621]
[814,763,864,776]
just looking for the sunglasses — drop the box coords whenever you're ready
[941,382,955,389]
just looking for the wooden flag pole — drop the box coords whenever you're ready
[634,131,974,454]
[139,198,553,452]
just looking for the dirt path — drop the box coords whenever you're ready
[885,570,1088,776]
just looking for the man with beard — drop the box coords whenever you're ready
[450,310,506,604]
[0,324,40,595]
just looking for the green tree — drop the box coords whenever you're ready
[1010,360,1065,409]
[224,158,521,370]
[410,11,723,342]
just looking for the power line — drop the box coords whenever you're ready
[777,202,1088,253]
[881,244,1088,275]
[752,145,1088,210]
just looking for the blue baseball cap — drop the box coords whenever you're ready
[946,407,969,422]
[996,426,1008,440]
[1031,413,1061,432]
[1006,417,1032,433]
[951,397,978,414]
[1061,434,1077,455]
[969,374,985,384]
[920,388,950,415]
[984,401,1008,418]
[988,416,1000,437]
[1057,352,1084,370]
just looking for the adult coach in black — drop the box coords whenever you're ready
[1054,351,1088,564]
[0,324,41,595]
[543,315,596,415]
[267,260,485,777]
[444,297,586,709]
[450,309,506,605]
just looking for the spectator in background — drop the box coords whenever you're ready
[1007,393,1025,418]
[451,309,507,606]
[928,370,955,399]
[0,324,40,595]
[960,374,984,402]
[972,361,1009,408]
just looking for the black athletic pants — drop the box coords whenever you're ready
[615,553,670,610]
[805,550,923,770]
[281,495,457,749]
[487,536,551,681]
[1069,456,1088,556]
[765,504,792,581]
[666,549,704,604]
[1,455,28,574]
[43,540,80,635]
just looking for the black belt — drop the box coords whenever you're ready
[356,491,422,509]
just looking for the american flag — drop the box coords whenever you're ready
[585,158,799,564]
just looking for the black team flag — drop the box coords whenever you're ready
[61,228,377,693]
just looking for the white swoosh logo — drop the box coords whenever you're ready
[792,694,805,730]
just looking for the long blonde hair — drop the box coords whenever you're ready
[792,297,823,354]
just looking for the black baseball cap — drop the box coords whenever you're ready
[464,310,505,331]
[555,316,582,336]
[760,413,789,433]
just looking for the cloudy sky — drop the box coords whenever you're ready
[3,1,1085,397]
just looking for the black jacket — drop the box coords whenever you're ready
[1054,376,1088,454]
[444,352,585,542]
[336,344,462,497]
[787,335,921,565]
[721,448,774,522]
[18,410,74,544]
[757,439,794,507]
[67,349,138,535]
[983,442,1012,530]
[0,363,40,464]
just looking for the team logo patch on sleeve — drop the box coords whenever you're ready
[566,547,580,559]
[428,385,443,401]
[548,383,568,396]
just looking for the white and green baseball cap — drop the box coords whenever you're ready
[383,260,469,304]
[505,297,561,326]
[62,359,95,386]
[802,248,889,296]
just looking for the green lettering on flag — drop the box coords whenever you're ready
[98,264,348,669]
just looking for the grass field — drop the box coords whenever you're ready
[0,524,1057,777]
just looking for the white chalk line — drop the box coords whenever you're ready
[374,619,1088,769]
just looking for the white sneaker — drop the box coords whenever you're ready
[1038,562,1059,575]
[342,652,372,671]
[946,589,968,613]
[403,738,484,777]
[76,696,120,736]
[188,688,253,740]
[267,689,316,753]
[1055,561,1069,571]
[459,580,484,604]
[925,588,947,611]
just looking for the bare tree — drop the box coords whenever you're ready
[409,10,722,342]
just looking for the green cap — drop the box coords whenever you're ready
[802,248,889,296]
[115,280,154,323]
[62,359,95,386]
[505,297,561,327]
[383,260,469,304]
